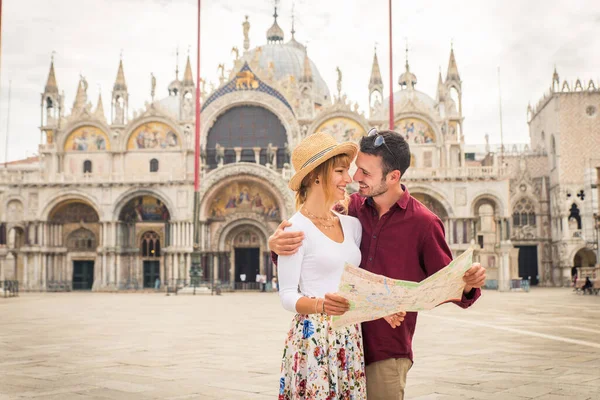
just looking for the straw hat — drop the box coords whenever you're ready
[288,132,358,191]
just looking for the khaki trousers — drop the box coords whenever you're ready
[366,358,412,400]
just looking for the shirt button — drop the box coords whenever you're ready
[373,235,377,239]
[369,257,372,261]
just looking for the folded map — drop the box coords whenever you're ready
[332,248,474,329]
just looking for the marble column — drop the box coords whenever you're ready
[41,254,47,291]
[22,254,29,290]
[115,253,121,289]
[272,147,278,167]
[213,254,219,285]
[234,147,242,163]
[499,240,512,292]
[185,253,190,284]
[253,147,261,164]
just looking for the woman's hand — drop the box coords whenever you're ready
[383,311,406,329]
[323,293,350,316]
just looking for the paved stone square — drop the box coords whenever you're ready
[1,288,600,400]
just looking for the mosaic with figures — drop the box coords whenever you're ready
[127,122,180,150]
[119,196,170,222]
[64,126,110,151]
[396,118,436,144]
[209,182,280,219]
[315,117,366,143]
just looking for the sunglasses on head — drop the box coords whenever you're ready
[367,128,399,166]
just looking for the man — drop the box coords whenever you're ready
[269,129,486,399]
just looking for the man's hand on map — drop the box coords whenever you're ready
[324,293,350,316]
[463,263,486,293]
[383,312,406,329]
[268,220,304,256]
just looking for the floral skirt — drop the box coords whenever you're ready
[278,313,366,400]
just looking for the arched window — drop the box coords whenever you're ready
[0,223,6,245]
[569,203,582,230]
[513,198,536,227]
[141,231,161,257]
[83,160,92,173]
[67,228,96,251]
[150,158,159,172]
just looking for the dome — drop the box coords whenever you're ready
[267,21,284,43]
[398,70,417,88]
[384,89,437,113]
[156,95,180,117]
[168,79,182,96]
[244,43,331,105]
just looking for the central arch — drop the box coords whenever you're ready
[206,105,288,169]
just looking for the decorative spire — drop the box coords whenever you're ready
[113,58,127,92]
[267,3,284,43]
[398,40,417,89]
[291,1,296,39]
[405,39,410,72]
[336,66,342,98]
[183,55,194,86]
[446,43,461,81]
[301,47,313,83]
[552,65,560,91]
[44,52,59,94]
[73,75,88,112]
[369,45,382,88]
[436,66,446,101]
[94,91,105,120]
[175,47,180,81]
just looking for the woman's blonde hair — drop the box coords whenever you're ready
[295,153,351,213]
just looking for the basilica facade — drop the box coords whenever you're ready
[1,10,599,292]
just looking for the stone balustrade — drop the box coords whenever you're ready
[1,163,509,186]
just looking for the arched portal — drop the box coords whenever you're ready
[49,200,100,290]
[117,195,171,289]
[226,225,268,290]
[574,248,596,269]
[140,231,161,288]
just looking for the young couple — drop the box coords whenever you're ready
[271,129,486,399]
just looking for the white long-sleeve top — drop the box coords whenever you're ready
[278,211,362,313]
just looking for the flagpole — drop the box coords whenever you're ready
[4,80,10,167]
[192,0,206,293]
[388,0,394,130]
[194,0,201,195]
[0,0,5,167]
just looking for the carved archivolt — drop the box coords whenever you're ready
[199,163,294,220]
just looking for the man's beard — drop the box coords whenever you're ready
[360,179,388,198]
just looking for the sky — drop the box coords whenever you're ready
[0,0,599,162]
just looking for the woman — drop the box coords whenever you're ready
[278,132,365,399]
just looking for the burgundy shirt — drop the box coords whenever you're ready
[347,187,480,365]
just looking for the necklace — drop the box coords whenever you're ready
[302,207,336,230]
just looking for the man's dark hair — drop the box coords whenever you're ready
[359,130,411,177]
